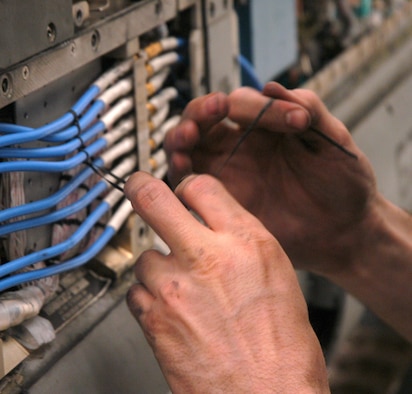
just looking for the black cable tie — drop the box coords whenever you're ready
[85,161,125,193]
[68,110,126,192]
[215,98,274,177]
[67,109,79,123]
[59,174,73,182]
[55,218,83,226]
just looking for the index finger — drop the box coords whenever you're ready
[124,171,207,254]
[227,86,311,133]
[262,82,350,141]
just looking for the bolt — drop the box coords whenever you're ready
[1,76,9,94]
[91,30,100,50]
[155,1,162,15]
[209,2,216,17]
[47,23,57,43]
[22,66,29,80]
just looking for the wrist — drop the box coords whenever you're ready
[325,193,412,340]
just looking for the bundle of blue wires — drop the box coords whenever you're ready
[0,39,184,292]
[0,59,137,293]
[0,159,102,222]
[0,203,117,292]
[0,85,100,147]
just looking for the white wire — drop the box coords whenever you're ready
[94,58,135,91]
[149,149,166,170]
[150,115,180,149]
[147,52,180,77]
[101,96,134,129]
[148,87,178,112]
[103,155,136,187]
[103,117,135,146]
[103,186,126,210]
[150,103,170,131]
[160,37,180,52]
[100,135,136,166]
[142,36,180,60]
[107,199,134,232]
[153,163,168,180]
[147,68,170,96]
[98,77,133,106]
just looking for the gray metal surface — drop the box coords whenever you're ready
[203,0,240,93]
[28,300,169,394]
[0,0,178,109]
[0,0,73,70]
[351,56,412,210]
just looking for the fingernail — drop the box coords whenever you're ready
[285,109,310,129]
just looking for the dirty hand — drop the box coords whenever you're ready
[125,172,328,393]
[164,82,377,274]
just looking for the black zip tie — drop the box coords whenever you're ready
[85,161,126,192]
[55,218,83,226]
[68,113,126,192]
[308,127,358,160]
[214,98,274,177]
[71,123,126,192]
[215,98,358,177]
[67,108,80,124]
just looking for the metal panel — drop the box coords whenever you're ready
[203,0,240,93]
[0,0,178,110]
[237,0,298,83]
[28,300,169,394]
[0,0,74,70]
[352,67,412,209]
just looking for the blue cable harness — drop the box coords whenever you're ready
[0,81,128,292]
[0,41,186,293]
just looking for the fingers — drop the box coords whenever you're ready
[227,86,311,133]
[263,82,350,140]
[180,91,229,131]
[164,91,229,154]
[261,82,359,157]
[127,283,154,320]
[167,148,194,187]
[134,249,176,297]
[175,174,258,232]
[164,92,230,186]
[124,172,206,253]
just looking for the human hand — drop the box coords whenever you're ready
[125,172,329,393]
[164,82,377,275]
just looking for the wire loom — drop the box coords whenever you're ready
[0,35,185,298]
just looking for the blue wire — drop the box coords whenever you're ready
[0,114,73,148]
[42,100,105,143]
[0,98,105,149]
[0,158,103,223]
[238,54,264,91]
[0,180,109,236]
[0,124,32,134]
[0,121,106,159]
[0,137,107,173]
[0,202,110,278]
[0,85,100,148]
[0,212,115,292]
[71,85,101,116]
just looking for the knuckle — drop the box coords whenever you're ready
[126,285,145,318]
[181,173,218,198]
[229,86,257,101]
[175,173,217,204]
[140,313,159,346]
[157,279,182,305]
[133,178,166,211]
[134,249,159,280]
